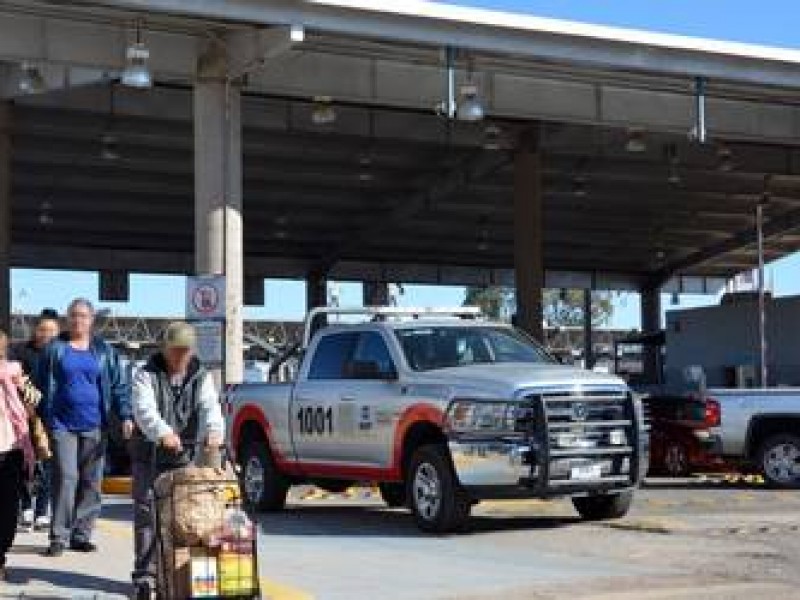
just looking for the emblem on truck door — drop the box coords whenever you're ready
[572,402,588,421]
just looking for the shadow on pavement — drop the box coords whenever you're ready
[8,542,47,555]
[99,500,134,523]
[259,505,580,537]
[642,478,774,492]
[6,566,130,596]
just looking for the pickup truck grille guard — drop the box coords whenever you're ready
[519,388,640,493]
[447,386,642,495]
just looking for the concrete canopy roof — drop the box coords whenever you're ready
[3,1,800,291]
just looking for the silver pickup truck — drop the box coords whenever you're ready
[705,388,800,488]
[226,307,648,532]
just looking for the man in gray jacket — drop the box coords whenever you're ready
[129,322,224,599]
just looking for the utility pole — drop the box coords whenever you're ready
[756,196,768,388]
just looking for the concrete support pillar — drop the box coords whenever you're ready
[363,281,389,306]
[583,289,594,370]
[306,273,327,311]
[194,40,243,383]
[641,287,662,383]
[0,103,10,334]
[513,132,544,341]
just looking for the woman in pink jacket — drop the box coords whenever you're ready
[0,329,35,581]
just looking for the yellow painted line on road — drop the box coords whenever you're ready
[98,521,315,600]
[260,577,316,600]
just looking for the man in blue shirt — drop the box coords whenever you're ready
[37,298,132,557]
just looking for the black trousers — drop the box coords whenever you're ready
[0,450,24,568]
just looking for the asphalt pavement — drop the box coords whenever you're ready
[3,478,800,599]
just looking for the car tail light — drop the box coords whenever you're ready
[704,398,721,427]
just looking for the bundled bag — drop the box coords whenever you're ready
[154,463,238,547]
[18,375,50,461]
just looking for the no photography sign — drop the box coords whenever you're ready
[186,275,226,321]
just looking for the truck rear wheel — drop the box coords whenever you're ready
[239,439,289,512]
[407,444,471,533]
[572,491,633,521]
[758,434,800,489]
[378,482,406,508]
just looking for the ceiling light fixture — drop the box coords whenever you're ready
[457,56,484,122]
[121,21,152,89]
[482,124,504,151]
[572,176,588,198]
[18,63,45,94]
[100,132,120,161]
[718,145,734,172]
[311,96,336,125]
[666,143,681,185]
[625,128,647,153]
[457,83,484,122]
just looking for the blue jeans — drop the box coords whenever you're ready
[50,429,106,544]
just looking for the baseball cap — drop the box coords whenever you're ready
[163,322,197,349]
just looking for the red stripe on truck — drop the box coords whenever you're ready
[232,401,445,482]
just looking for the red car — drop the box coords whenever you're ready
[647,395,726,477]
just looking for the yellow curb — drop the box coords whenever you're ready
[102,476,132,496]
[260,577,316,600]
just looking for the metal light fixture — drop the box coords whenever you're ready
[18,63,45,94]
[625,128,647,153]
[572,176,588,198]
[573,158,589,197]
[717,145,734,172]
[311,96,336,125]
[666,143,681,185]
[38,200,53,226]
[457,83,484,122]
[100,83,120,161]
[482,124,504,150]
[122,22,152,89]
[100,132,120,161]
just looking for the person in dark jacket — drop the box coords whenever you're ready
[12,308,59,532]
[130,321,223,599]
[36,298,132,557]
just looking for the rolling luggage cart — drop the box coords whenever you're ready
[151,446,261,600]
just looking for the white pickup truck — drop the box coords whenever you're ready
[705,388,800,488]
[225,307,648,532]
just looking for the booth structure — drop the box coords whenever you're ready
[2,1,800,381]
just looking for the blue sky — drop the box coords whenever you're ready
[11,1,800,329]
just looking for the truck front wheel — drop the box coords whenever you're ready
[758,434,800,489]
[239,440,289,512]
[572,491,633,521]
[407,444,471,533]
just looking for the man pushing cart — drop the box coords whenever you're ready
[130,321,233,599]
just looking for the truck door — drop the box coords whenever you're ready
[291,331,359,465]
[335,331,403,467]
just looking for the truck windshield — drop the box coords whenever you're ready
[395,326,554,372]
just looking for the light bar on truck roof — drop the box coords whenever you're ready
[302,306,484,347]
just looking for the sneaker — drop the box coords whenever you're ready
[133,580,153,600]
[19,509,34,532]
[44,541,65,557]
[34,515,50,531]
[69,540,97,553]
